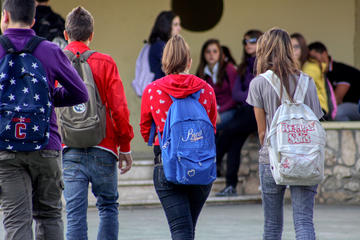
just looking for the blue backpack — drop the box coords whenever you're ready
[151,91,216,185]
[0,36,51,151]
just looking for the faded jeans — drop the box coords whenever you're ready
[153,164,212,240]
[0,150,64,240]
[335,102,360,121]
[259,164,317,240]
[63,148,119,240]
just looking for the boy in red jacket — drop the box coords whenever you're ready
[61,6,134,240]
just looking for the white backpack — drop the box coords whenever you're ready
[261,70,326,186]
[131,44,155,97]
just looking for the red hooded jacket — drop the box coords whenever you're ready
[140,74,217,144]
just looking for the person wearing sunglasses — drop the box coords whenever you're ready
[213,30,263,197]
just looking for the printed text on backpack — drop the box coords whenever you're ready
[262,70,326,186]
[155,91,217,185]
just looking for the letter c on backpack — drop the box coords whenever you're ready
[15,123,26,139]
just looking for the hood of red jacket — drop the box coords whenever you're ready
[155,74,207,98]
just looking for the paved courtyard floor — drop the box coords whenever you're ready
[1,203,359,239]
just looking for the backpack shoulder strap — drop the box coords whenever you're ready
[63,49,76,61]
[293,72,309,103]
[22,36,46,53]
[63,50,96,62]
[260,70,291,102]
[0,35,16,53]
[80,50,96,61]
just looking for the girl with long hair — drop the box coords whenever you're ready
[247,28,323,239]
[196,39,239,194]
[148,11,181,81]
[196,39,238,129]
[140,35,217,240]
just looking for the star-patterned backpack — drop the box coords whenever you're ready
[0,35,51,151]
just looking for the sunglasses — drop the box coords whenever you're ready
[242,38,257,45]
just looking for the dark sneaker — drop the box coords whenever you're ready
[215,185,237,197]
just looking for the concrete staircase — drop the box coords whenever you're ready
[85,154,261,208]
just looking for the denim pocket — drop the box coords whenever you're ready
[95,155,116,177]
[0,151,15,161]
[62,154,82,180]
[260,164,284,194]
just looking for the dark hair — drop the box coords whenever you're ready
[308,41,328,53]
[2,0,35,26]
[65,6,94,42]
[238,29,263,78]
[221,46,236,66]
[196,39,227,86]
[35,0,48,2]
[290,33,309,68]
[148,11,176,44]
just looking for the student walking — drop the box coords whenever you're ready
[140,35,217,240]
[60,6,134,240]
[132,11,181,96]
[148,11,181,81]
[0,0,89,239]
[247,28,323,240]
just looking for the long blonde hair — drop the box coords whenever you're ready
[256,28,299,102]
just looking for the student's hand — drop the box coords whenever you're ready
[118,152,133,174]
[216,112,221,124]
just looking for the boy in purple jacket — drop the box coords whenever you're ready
[0,0,88,239]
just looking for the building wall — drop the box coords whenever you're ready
[355,0,360,68]
[238,127,360,205]
[52,0,356,154]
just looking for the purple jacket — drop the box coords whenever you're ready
[0,29,89,150]
[232,56,256,105]
[204,63,237,113]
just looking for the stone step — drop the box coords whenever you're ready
[118,160,154,181]
[82,177,261,207]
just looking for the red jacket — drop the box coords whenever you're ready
[65,41,134,155]
[140,74,217,144]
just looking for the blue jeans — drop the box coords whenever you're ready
[216,108,236,131]
[153,165,212,240]
[63,148,119,240]
[335,102,360,121]
[259,164,317,240]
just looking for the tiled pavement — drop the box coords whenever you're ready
[1,203,359,239]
